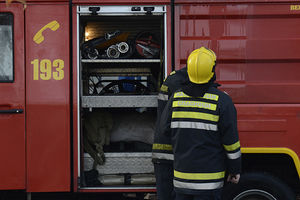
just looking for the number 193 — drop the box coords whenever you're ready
[31,59,64,80]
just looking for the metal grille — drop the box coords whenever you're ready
[84,153,154,174]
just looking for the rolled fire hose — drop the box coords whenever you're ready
[106,45,120,58]
[106,42,130,58]
[99,175,124,185]
[117,42,129,54]
[130,174,156,185]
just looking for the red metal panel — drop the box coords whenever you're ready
[166,5,172,75]
[175,0,300,3]
[25,4,70,192]
[237,104,300,157]
[175,2,300,104]
[26,0,68,1]
[175,1,300,163]
[0,3,25,190]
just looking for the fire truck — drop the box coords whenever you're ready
[0,0,300,199]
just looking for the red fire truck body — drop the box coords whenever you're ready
[0,0,300,199]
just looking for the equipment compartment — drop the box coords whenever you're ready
[81,108,156,187]
[77,5,166,189]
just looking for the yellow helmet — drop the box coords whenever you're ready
[187,47,217,84]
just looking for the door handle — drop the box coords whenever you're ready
[0,109,24,114]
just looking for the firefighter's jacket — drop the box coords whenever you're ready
[152,67,188,164]
[158,86,242,194]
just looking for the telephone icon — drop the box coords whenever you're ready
[33,20,60,44]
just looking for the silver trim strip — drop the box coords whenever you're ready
[227,150,242,160]
[78,5,166,16]
[174,180,224,190]
[85,152,152,158]
[171,121,218,131]
[81,59,160,63]
[82,95,158,108]
[80,186,156,190]
[152,152,174,161]
[158,93,168,101]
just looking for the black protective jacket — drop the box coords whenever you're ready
[158,86,241,194]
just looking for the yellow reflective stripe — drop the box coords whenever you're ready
[160,84,168,92]
[174,92,219,101]
[172,111,219,122]
[174,170,225,180]
[224,141,241,151]
[241,147,300,179]
[173,100,217,111]
[170,71,176,76]
[203,93,219,101]
[152,143,173,151]
[174,92,189,98]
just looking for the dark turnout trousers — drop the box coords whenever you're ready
[154,163,175,200]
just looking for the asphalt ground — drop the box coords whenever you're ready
[1,191,299,200]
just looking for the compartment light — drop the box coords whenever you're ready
[85,31,90,41]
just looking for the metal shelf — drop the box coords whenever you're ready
[82,95,158,108]
[81,59,161,63]
[84,152,153,174]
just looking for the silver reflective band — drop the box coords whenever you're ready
[174,180,224,190]
[227,150,242,159]
[152,152,174,160]
[158,93,168,101]
[171,121,218,131]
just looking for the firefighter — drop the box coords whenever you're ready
[158,47,242,200]
[152,67,189,200]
